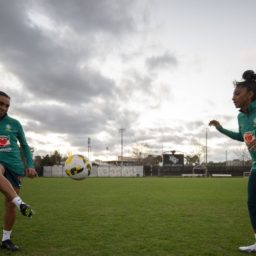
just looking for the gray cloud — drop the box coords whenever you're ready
[0,1,119,104]
[0,0,147,155]
[0,1,236,162]
[29,0,139,36]
[146,52,178,70]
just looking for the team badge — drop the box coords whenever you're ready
[244,131,255,145]
[5,124,11,132]
[0,136,10,147]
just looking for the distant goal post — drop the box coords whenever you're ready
[243,171,251,178]
[192,165,208,176]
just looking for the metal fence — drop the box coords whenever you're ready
[41,165,251,177]
[143,165,251,177]
[42,165,144,177]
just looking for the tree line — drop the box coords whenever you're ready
[34,150,64,167]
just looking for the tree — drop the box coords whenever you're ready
[50,150,62,165]
[39,150,62,166]
[233,146,251,165]
[185,155,200,166]
[132,143,150,164]
[142,155,162,166]
[41,154,52,166]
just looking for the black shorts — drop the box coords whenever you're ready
[2,165,22,189]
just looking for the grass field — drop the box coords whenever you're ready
[0,177,253,255]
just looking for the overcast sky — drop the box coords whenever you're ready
[1,0,256,162]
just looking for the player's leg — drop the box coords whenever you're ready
[0,165,34,217]
[239,170,256,252]
[4,186,19,230]
[1,168,34,251]
[1,187,20,251]
[0,165,17,200]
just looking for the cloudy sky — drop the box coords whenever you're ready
[1,0,256,162]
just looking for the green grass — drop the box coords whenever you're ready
[0,177,252,255]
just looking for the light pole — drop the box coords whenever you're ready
[205,128,208,166]
[119,128,125,166]
[106,146,109,161]
[205,128,208,176]
[88,137,91,159]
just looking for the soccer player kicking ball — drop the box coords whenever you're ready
[0,91,37,251]
[209,70,256,253]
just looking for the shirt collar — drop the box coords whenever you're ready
[0,113,8,120]
[240,100,256,114]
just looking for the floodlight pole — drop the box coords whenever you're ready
[205,128,208,176]
[106,146,109,161]
[205,128,208,166]
[119,128,125,167]
[88,137,91,159]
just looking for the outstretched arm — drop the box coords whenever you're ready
[209,120,244,142]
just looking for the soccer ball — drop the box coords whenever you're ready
[64,154,91,180]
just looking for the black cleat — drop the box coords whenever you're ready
[20,203,34,218]
[1,239,19,251]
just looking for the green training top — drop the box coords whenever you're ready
[0,114,34,176]
[217,100,256,168]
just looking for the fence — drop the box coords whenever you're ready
[143,165,251,177]
[43,166,66,177]
[42,165,251,177]
[43,165,144,177]
[91,166,143,177]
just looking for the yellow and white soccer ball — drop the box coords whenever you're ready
[64,154,91,180]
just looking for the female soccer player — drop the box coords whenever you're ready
[0,91,37,251]
[209,70,256,252]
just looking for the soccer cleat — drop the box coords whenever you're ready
[1,239,19,251]
[239,243,256,253]
[20,203,34,218]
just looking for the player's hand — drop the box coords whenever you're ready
[26,168,38,178]
[209,120,221,128]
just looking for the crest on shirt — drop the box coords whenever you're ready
[0,136,10,147]
[5,124,12,132]
[244,131,255,145]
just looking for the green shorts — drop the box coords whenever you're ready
[3,166,22,189]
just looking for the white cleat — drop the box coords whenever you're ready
[239,243,256,253]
